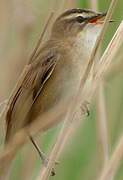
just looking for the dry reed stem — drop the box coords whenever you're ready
[106,52,123,80]
[96,83,109,164]
[0,18,121,179]
[54,0,66,13]
[29,12,54,63]
[99,135,123,180]
[83,21,123,108]
[95,21,123,180]
[89,0,109,172]
[94,21,123,82]
[89,0,98,10]
[80,20,123,180]
[84,0,117,82]
[64,0,77,9]
[31,0,66,61]
[94,22,123,180]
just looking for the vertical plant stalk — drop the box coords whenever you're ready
[96,83,109,165]
[89,0,109,173]
[29,12,54,63]
[84,21,123,180]
[64,0,77,9]
[95,21,123,180]
[99,135,123,180]
[89,0,98,10]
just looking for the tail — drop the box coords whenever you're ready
[5,87,22,142]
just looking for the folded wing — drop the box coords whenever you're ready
[5,49,59,142]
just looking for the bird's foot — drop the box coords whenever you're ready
[80,101,90,116]
[41,155,59,176]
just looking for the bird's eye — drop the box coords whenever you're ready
[76,16,84,23]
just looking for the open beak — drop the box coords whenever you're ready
[89,12,107,24]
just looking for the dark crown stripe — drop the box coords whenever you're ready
[59,8,94,19]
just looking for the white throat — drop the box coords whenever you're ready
[73,23,102,62]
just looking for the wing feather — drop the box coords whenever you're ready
[5,50,59,142]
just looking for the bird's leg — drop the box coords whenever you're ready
[80,101,90,116]
[29,136,46,163]
[29,136,56,176]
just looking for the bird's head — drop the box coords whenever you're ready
[51,8,106,41]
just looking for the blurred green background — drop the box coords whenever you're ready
[0,0,123,180]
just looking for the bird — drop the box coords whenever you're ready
[5,8,106,163]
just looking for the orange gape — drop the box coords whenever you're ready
[89,17,104,24]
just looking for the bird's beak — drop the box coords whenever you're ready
[88,12,107,24]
